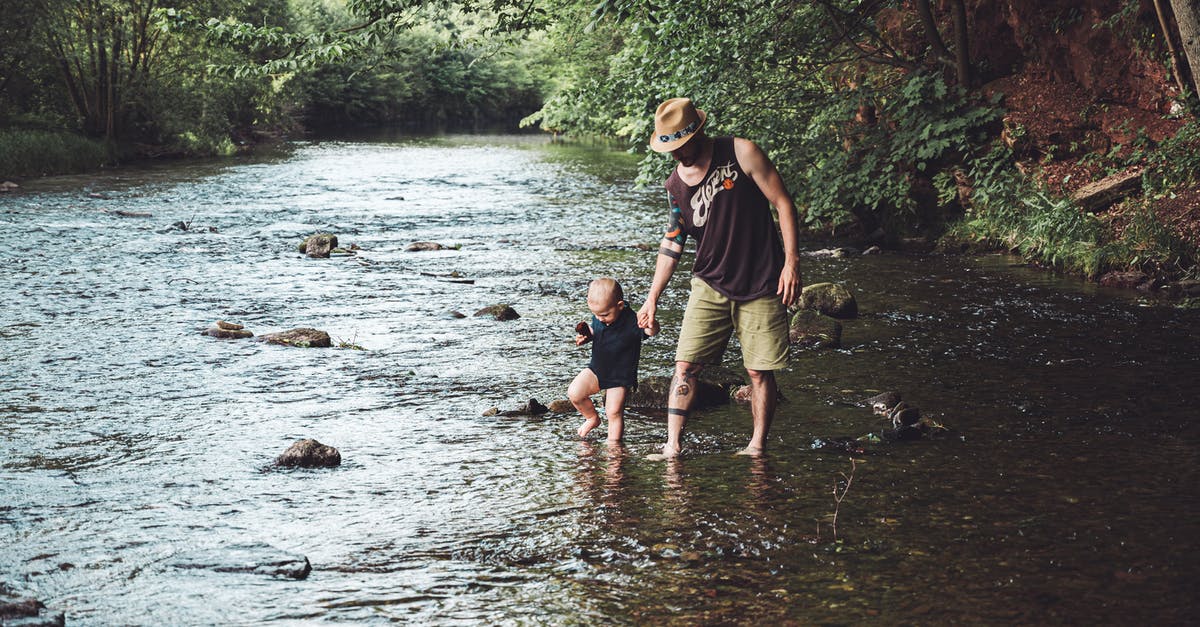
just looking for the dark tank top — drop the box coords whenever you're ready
[664,136,784,301]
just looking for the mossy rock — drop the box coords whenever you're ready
[797,282,858,319]
[626,371,743,411]
[299,233,338,258]
[789,309,842,348]
[473,304,520,321]
[257,328,331,348]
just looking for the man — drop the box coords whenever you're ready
[637,97,802,459]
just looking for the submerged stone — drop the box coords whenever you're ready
[474,304,520,321]
[257,328,331,348]
[299,233,338,258]
[0,582,65,627]
[171,542,312,580]
[797,282,858,319]
[789,309,843,348]
[276,438,341,468]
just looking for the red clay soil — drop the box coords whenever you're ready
[983,66,1200,251]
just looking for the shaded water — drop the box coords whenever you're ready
[1,135,1197,625]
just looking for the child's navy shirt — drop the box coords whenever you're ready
[588,306,649,390]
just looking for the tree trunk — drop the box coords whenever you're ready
[1168,0,1200,97]
[915,0,951,61]
[949,0,971,88]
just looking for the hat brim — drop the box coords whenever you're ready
[649,109,707,153]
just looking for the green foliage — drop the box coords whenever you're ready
[1143,119,1200,196]
[293,6,545,128]
[795,73,1000,229]
[0,129,111,178]
[530,1,998,233]
[949,147,1113,279]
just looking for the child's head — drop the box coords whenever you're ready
[587,277,625,324]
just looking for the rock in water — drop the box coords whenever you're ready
[0,582,65,627]
[299,233,338,258]
[406,241,446,251]
[866,391,902,414]
[797,282,858,319]
[171,543,312,580]
[473,304,520,321]
[257,328,331,348]
[276,438,341,468]
[788,309,843,348]
[547,399,574,413]
[202,320,253,339]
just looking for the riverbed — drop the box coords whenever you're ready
[1,134,1197,624]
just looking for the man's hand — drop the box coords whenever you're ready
[637,300,657,330]
[777,261,802,307]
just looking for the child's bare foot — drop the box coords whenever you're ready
[735,446,764,457]
[577,417,601,438]
[646,443,681,461]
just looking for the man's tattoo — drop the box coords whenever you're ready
[658,246,682,260]
[667,408,689,417]
[674,383,691,397]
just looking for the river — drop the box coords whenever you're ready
[1,134,1197,625]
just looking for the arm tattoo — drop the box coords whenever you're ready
[663,197,687,245]
[658,246,681,260]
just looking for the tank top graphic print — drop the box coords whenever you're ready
[664,136,784,301]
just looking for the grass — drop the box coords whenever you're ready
[945,146,1197,281]
[0,129,112,179]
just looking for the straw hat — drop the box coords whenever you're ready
[649,98,707,152]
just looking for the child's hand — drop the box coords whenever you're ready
[575,321,592,345]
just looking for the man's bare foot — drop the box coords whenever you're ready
[577,417,601,438]
[735,446,764,457]
[646,443,681,461]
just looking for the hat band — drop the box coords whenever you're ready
[658,120,699,145]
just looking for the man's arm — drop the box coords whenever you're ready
[734,137,802,306]
[639,237,682,330]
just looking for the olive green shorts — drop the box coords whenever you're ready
[675,277,789,371]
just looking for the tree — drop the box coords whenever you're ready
[32,0,166,141]
[1167,0,1200,99]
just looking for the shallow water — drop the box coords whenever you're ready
[1,134,1197,625]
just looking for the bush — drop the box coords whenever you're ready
[0,129,111,178]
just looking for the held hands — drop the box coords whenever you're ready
[777,262,802,307]
[637,301,657,331]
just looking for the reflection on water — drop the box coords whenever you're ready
[1,134,1198,624]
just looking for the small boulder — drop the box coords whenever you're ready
[171,543,312,580]
[474,304,520,321]
[299,233,338,258]
[1099,270,1151,290]
[0,582,64,627]
[257,328,331,348]
[797,282,858,319]
[547,399,575,413]
[789,309,842,348]
[407,241,448,252]
[202,320,253,339]
[626,372,741,411]
[276,438,341,468]
[1163,279,1200,296]
[493,398,549,417]
[866,391,902,414]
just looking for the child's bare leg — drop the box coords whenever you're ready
[568,368,602,438]
[603,386,629,443]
